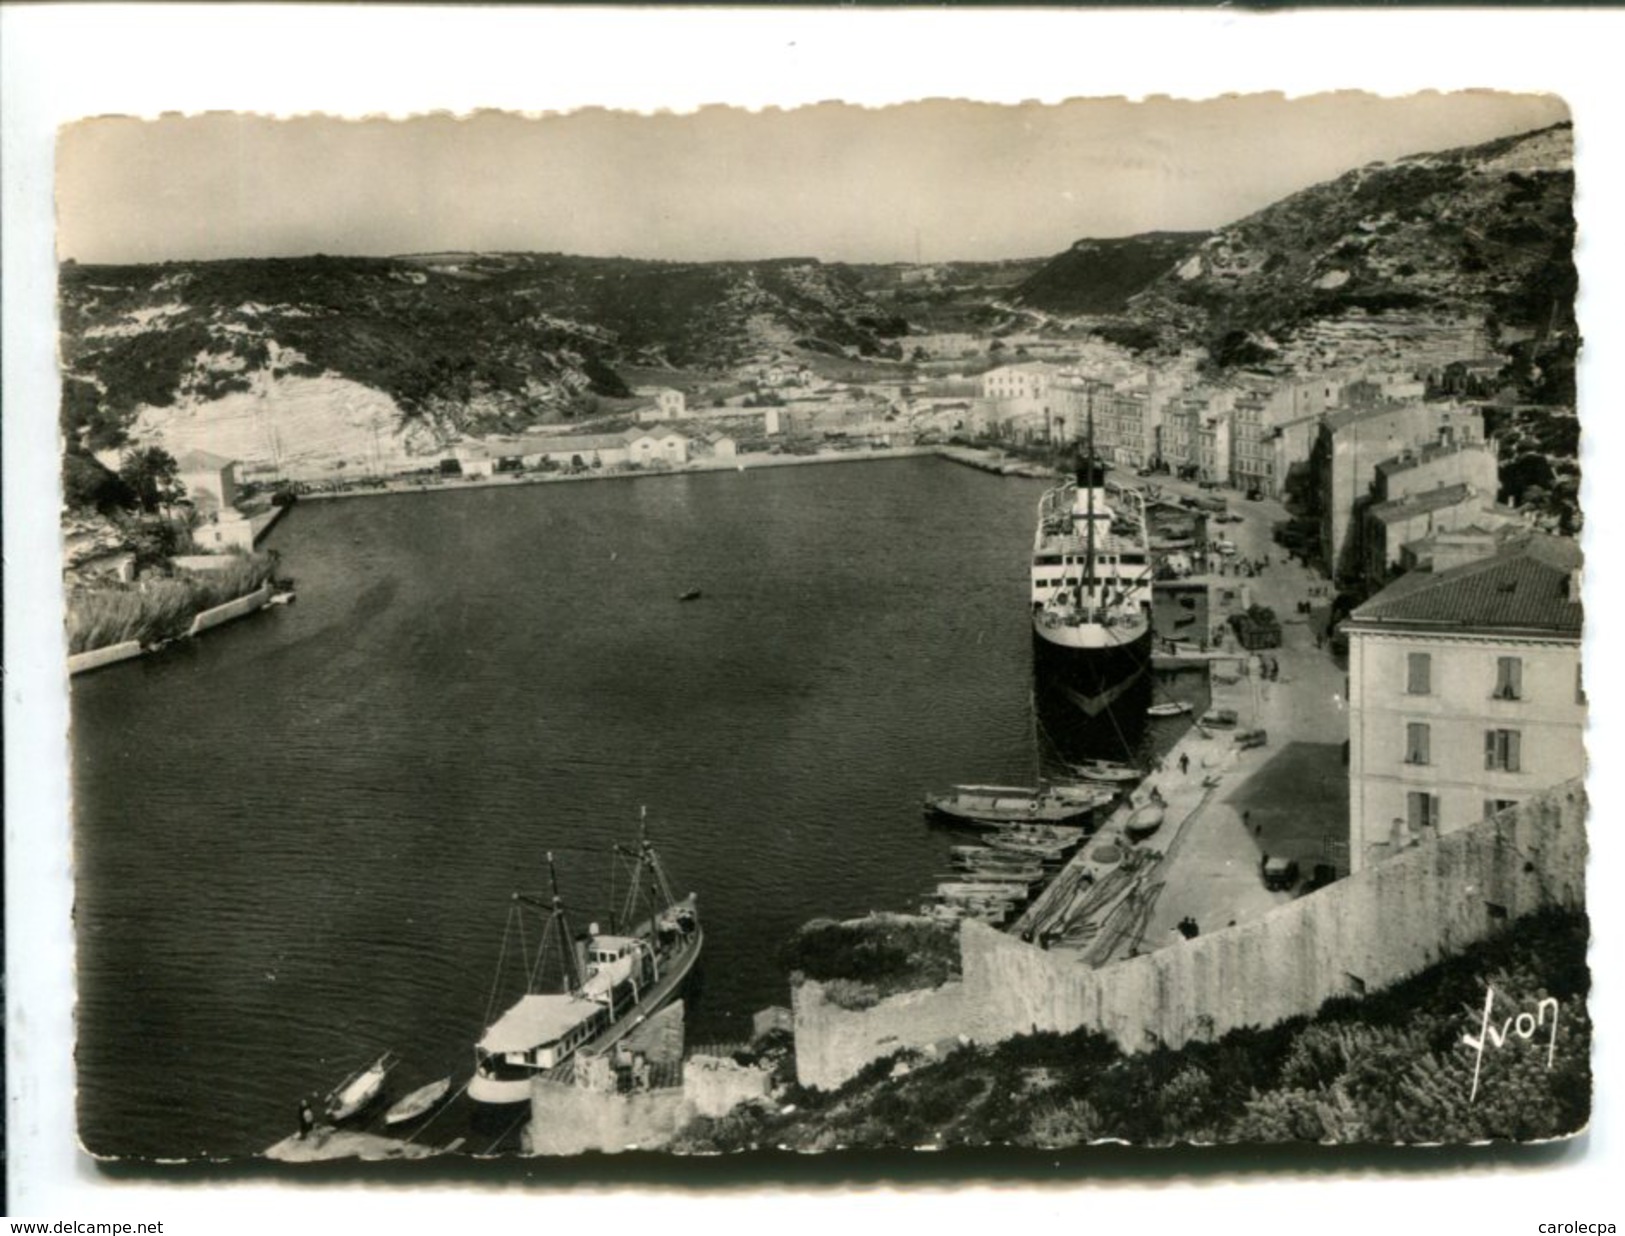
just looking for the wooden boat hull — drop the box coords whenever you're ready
[384,1077,452,1126]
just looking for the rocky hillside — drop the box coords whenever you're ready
[58,252,905,457]
[1123,123,1576,368]
[1010,231,1209,315]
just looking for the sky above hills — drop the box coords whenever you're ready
[58,92,1567,266]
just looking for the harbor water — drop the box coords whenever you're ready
[70,456,1202,1159]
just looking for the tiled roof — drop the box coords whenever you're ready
[1367,482,1477,524]
[1349,533,1582,634]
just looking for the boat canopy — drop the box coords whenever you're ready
[478,993,595,1054]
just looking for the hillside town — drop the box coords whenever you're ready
[52,105,1587,1164]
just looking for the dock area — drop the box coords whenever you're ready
[1015,487,1351,962]
[264,1128,452,1163]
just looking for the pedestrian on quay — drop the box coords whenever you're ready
[1179,752,1190,776]
[298,1096,316,1140]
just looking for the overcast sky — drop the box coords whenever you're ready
[57,91,1567,266]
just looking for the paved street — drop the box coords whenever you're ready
[1122,480,1351,955]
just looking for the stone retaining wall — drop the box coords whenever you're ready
[795,781,1586,1088]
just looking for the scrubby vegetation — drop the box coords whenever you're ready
[58,253,907,445]
[1011,232,1209,316]
[66,552,278,654]
[680,907,1589,1151]
[779,915,961,1010]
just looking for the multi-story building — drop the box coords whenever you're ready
[1197,411,1232,485]
[1048,376,1151,466]
[1264,373,1347,425]
[1229,394,1270,495]
[1374,439,1499,504]
[1361,484,1507,591]
[1344,533,1584,874]
[980,362,1061,402]
[1311,402,1485,584]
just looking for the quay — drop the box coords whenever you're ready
[1016,481,1350,959]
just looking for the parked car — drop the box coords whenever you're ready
[1246,487,1264,501]
[1198,479,1221,491]
[1262,856,1300,891]
[1235,728,1268,750]
[1200,708,1240,729]
[1213,539,1238,556]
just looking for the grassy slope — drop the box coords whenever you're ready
[1011,232,1210,315]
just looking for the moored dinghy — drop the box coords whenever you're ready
[383,1076,452,1126]
[325,1051,397,1124]
[1146,700,1193,718]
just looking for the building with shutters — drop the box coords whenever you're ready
[1343,533,1584,873]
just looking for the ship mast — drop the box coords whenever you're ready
[1082,406,1097,621]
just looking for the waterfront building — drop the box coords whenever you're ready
[175,448,240,517]
[1048,377,1151,466]
[1344,533,1583,874]
[623,427,690,467]
[1229,394,1271,496]
[514,433,631,470]
[1197,410,1233,486]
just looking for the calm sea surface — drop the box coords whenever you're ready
[72,456,1200,1159]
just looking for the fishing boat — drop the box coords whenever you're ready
[983,833,1079,863]
[1030,410,1155,717]
[1125,803,1167,841]
[1067,759,1142,785]
[383,1077,452,1126]
[469,815,703,1107]
[1147,700,1193,718]
[924,784,1102,828]
[325,1051,397,1123]
[678,587,703,602]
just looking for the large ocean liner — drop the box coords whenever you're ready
[469,819,702,1107]
[1031,424,1155,717]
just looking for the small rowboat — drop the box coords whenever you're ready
[678,587,703,602]
[1125,803,1167,841]
[325,1051,397,1123]
[1068,759,1142,785]
[1147,701,1193,718]
[384,1076,452,1126]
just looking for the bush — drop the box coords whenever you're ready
[66,552,278,654]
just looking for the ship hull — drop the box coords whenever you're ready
[1032,621,1153,718]
[470,896,702,1108]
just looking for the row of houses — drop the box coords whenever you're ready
[970,362,1508,525]
[453,426,722,476]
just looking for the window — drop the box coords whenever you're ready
[1405,723,1431,765]
[1483,798,1518,820]
[1494,656,1523,701]
[1484,729,1522,772]
[1407,791,1440,831]
[1406,652,1432,695]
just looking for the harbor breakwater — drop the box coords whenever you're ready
[793,779,1587,1090]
